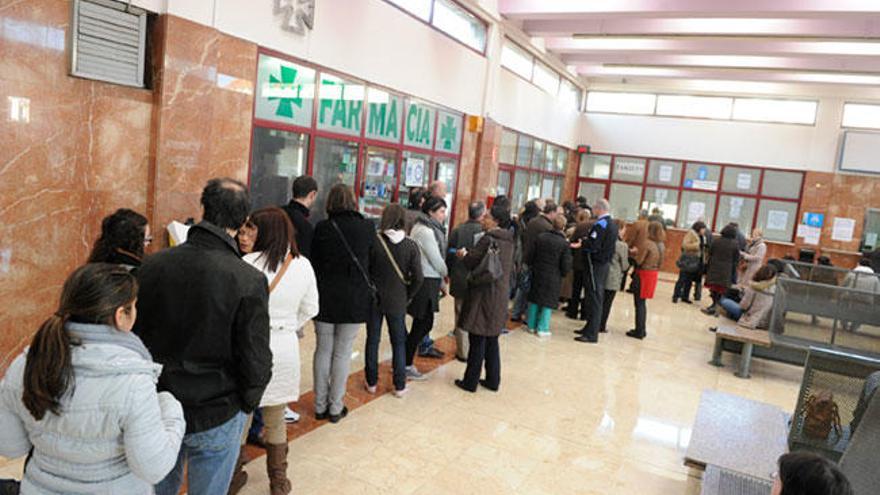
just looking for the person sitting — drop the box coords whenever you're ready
[525,215,572,337]
[87,208,151,271]
[0,263,185,494]
[716,265,778,330]
[771,452,852,495]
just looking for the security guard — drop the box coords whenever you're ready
[575,199,618,343]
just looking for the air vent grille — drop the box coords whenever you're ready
[71,0,147,88]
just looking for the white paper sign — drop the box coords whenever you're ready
[766,210,789,231]
[658,165,674,183]
[802,226,821,245]
[729,196,745,219]
[691,179,718,191]
[736,173,752,190]
[687,201,706,225]
[832,217,856,242]
[404,158,425,187]
[796,223,808,238]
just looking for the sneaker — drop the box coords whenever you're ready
[526,327,537,335]
[537,331,551,338]
[393,388,408,398]
[418,347,445,359]
[364,381,377,394]
[406,365,427,381]
[284,407,300,423]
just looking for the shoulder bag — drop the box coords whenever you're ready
[331,220,379,304]
[376,233,409,285]
[467,238,503,287]
[267,253,293,293]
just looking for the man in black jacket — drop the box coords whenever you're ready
[134,178,271,495]
[446,201,486,361]
[575,199,618,344]
[281,175,317,258]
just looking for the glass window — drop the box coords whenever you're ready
[528,172,542,200]
[434,157,457,213]
[642,187,679,227]
[541,175,555,199]
[404,99,435,150]
[512,170,528,210]
[756,200,798,242]
[609,183,643,222]
[543,144,556,172]
[312,137,359,222]
[842,103,880,129]
[762,170,802,199]
[559,79,581,110]
[385,0,431,20]
[577,181,606,204]
[679,190,717,229]
[722,166,760,195]
[531,140,545,169]
[436,110,462,154]
[516,134,533,167]
[553,177,564,203]
[501,41,533,80]
[656,95,733,120]
[555,147,567,173]
[316,73,365,136]
[399,151,430,206]
[612,156,646,182]
[365,88,403,143]
[432,0,487,52]
[717,195,757,234]
[580,154,611,179]
[499,130,518,164]
[255,54,316,128]
[361,147,399,219]
[498,170,511,197]
[533,60,560,95]
[733,98,817,125]
[646,160,681,186]
[249,127,309,210]
[684,163,721,191]
[586,91,655,115]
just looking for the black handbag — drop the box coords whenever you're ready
[467,239,503,287]
[0,480,20,495]
[676,254,701,273]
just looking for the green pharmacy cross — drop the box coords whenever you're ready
[268,65,304,119]
[439,115,457,151]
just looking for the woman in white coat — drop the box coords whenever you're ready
[738,227,767,289]
[234,207,318,495]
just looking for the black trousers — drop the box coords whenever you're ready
[406,312,434,367]
[693,271,704,301]
[581,261,610,340]
[567,269,586,318]
[461,333,500,390]
[599,289,617,333]
[673,271,698,301]
[632,273,647,337]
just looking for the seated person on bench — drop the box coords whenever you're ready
[772,452,852,495]
[715,265,777,330]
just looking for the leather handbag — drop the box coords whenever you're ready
[803,390,842,440]
[467,239,502,287]
[676,253,701,274]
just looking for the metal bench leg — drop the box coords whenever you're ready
[709,336,724,367]
[735,342,754,379]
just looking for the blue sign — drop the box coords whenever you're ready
[697,166,708,181]
[803,212,824,228]
[684,178,694,188]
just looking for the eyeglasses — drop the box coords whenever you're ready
[144,236,153,245]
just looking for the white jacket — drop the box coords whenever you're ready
[244,252,319,406]
[0,324,185,494]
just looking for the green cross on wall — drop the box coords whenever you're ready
[439,115,456,150]
[268,65,303,119]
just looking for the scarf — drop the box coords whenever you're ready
[66,322,153,361]
[384,229,405,245]
[417,215,447,256]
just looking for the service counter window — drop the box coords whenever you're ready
[399,151,430,207]
[647,160,681,186]
[642,187,679,225]
[580,154,611,180]
[577,182,606,205]
[722,166,760,195]
[249,128,309,210]
[498,170,511,196]
[717,195,757,234]
[679,190,716,228]
[499,130,517,163]
[757,200,798,242]
[684,163,721,191]
[361,146,398,219]
[312,137,358,222]
[609,183,642,221]
[762,170,802,199]
[613,156,646,182]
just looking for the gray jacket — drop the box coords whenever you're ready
[412,222,448,279]
[0,323,185,494]
[606,240,631,292]
[738,278,777,329]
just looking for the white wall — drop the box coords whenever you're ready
[583,96,845,172]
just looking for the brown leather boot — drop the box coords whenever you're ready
[266,443,292,495]
[227,445,249,495]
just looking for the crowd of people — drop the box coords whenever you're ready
[0,173,866,495]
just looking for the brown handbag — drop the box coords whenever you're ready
[802,390,842,440]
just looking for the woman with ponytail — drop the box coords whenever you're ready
[0,263,185,494]
[88,208,151,271]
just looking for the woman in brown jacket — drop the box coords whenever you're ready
[673,221,707,304]
[455,202,515,393]
[627,221,665,340]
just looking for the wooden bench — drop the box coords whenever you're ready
[709,325,772,378]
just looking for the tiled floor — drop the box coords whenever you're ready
[0,280,804,493]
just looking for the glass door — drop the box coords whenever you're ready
[434,157,457,212]
[311,137,359,222]
[361,146,399,220]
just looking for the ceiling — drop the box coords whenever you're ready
[497,0,880,92]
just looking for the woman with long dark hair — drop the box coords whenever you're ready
[0,263,184,494]
[87,208,151,270]
[627,221,665,340]
[702,224,741,316]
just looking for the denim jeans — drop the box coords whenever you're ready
[366,307,408,391]
[719,297,743,321]
[155,411,246,495]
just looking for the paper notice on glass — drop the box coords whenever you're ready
[658,165,674,183]
[796,223,808,238]
[729,196,745,219]
[655,188,669,203]
[866,232,879,249]
[802,226,821,245]
[686,201,706,225]
[736,173,752,190]
[766,210,789,231]
[831,217,856,242]
[367,157,384,176]
[405,158,425,187]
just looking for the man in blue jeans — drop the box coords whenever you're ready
[134,178,272,495]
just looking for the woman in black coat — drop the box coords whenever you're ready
[311,184,375,423]
[701,223,740,316]
[525,216,572,336]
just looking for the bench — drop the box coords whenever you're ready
[709,325,772,379]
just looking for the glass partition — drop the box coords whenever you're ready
[717,195,757,233]
[679,190,717,229]
[609,183,643,222]
[249,128,309,210]
[312,137,359,222]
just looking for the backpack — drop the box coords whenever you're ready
[803,390,842,440]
